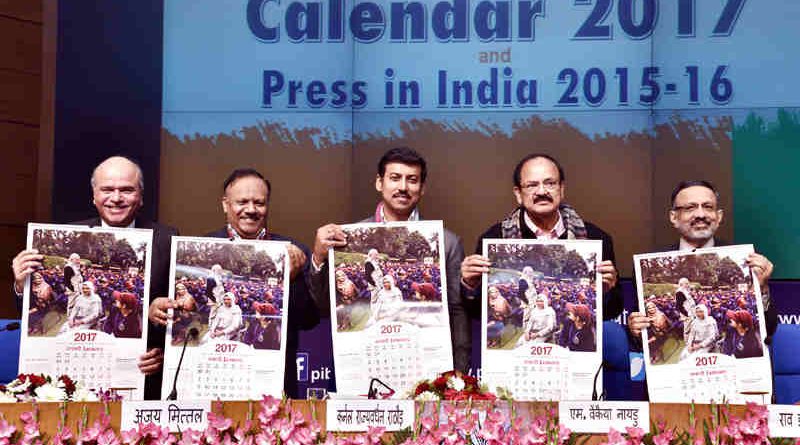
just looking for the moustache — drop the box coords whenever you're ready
[393,192,411,199]
[690,217,712,225]
[533,195,553,204]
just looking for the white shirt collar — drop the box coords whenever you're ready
[380,205,419,222]
[523,211,565,239]
[100,219,136,229]
[678,237,715,251]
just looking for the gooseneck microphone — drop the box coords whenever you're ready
[591,360,608,401]
[166,327,199,401]
[0,322,20,332]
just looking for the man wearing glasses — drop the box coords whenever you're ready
[628,180,777,338]
[460,153,623,321]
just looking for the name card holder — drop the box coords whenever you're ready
[326,399,414,432]
[121,400,211,432]
[559,401,649,434]
[769,405,800,438]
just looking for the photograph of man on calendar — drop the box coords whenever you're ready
[18,223,154,400]
[329,223,447,333]
[25,224,151,340]
[635,246,766,366]
[168,237,287,351]
[163,236,291,400]
[327,220,452,398]
[483,239,602,352]
[634,245,772,404]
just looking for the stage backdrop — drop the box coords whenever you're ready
[44,0,800,398]
[154,0,800,397]
[159,0,800,278]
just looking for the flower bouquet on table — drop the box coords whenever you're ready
[410,370,496,402]
[403,371,576,445]
[0,373,103,403]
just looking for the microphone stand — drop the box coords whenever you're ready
[591,360,606,401]
[167,328,197,400]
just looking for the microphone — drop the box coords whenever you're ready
[166,327,199,401]
[366,377,395,400]
[591,360,608,401]
[0,322,20,332]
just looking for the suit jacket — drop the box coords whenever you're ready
[662,238,728,252]
[308,217,472,372]
[73,218,176,299]
[206,228,320,398]
[73,217,177,400]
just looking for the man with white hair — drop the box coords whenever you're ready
[63,253,83,315]
[206,264,225,304]
[364,248,384,301]
[11,156,178,399]
[675,277,692,306]
[205,264,225,323]
[672,278,695,340]
[518,266,537,306]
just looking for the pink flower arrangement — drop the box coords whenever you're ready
[0,391,792,444]
[596,403,776,445]
[410,400,571,445]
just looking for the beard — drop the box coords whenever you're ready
[684,226,714,242]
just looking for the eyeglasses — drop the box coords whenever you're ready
[672,203,718,213]
[519,179,560,194]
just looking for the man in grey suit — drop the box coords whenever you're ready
[309,147,472,372]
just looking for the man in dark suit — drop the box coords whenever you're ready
[309,147,472,372]
[12,156,177,399]
[628,180,777,339]
[204,168,320,398]
[460,154,623,322]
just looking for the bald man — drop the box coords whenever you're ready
[12,156,177,399]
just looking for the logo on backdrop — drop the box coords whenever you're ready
[296,352,309,382]
[296,352,333,384]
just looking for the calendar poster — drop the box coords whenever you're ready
[329,221,452,397]
[163,237,290,400]
[481,239,603,401]
[634,245,772,403]
[20,223,152,399]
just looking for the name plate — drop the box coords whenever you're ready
[559,401,649,433]
[326,399,414,432]
[121,400,211,432]
[769,405,800,438]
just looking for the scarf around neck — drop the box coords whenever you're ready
[500,203,588,240]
